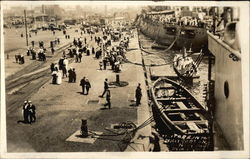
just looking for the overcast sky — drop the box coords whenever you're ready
[2,1,246,11]
[2,1,149,10]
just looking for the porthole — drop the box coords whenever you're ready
[224,81,229,98]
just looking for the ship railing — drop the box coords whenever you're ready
[143,16,207,29]
[207,31,241,61]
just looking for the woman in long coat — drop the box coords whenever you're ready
[56,70,62,85]
[51,68,58,84]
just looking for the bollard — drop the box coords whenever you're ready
[80,119,88,138]
[116,74,120,83]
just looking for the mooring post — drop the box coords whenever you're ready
[81,119,88,138]
[116,74,120,83]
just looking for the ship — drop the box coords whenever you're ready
[151,77,210,135]
[137,9,208,51]
[206,7,243,150]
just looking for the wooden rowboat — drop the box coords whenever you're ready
[151,77,210,135]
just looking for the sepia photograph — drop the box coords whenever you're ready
[0,1,249,158]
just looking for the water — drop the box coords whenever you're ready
[139,33,214,107]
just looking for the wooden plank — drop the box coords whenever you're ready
[156,97,187,101]
[172,120,208,124]
[187,122,200,131]
[176,101,188,109]
[164,108,202,113]
[157,86,176,89]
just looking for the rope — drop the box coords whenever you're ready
[86,103,167,139]
[163,35,178,52]
[139,33,178,55]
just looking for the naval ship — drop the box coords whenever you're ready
[137,9,208,51]
[143,6,243,151]
[207,7,243,150]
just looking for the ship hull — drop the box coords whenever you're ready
[138,18,208,51]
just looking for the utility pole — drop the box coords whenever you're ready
[24,10,29,47]
[55,15,58,27]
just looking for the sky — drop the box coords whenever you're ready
[2,1,149,10]
[2,1,246,12]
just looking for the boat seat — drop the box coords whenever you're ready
[186,122,200,132]
[156,97,187,102]
[164,108,201,113]
[176,101,188,109]
[173,120,208,125]
[159,86,176,90]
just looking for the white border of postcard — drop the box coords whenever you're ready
[1,1,249,159]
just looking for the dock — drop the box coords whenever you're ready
[6,29,153,152]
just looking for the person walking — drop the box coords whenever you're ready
[28,101,36,123]
[80,77,86,94]
[52,68,58,84]
[103,58,107,70]
[78,52,82,62]
[135,83,142,106]
[104,89,111,109]
[86,48,90,56]
[20,54,25,64]
[31,41,35,48]
[51,47,55,55]
[56,70,62,85]
[100,78,109,97]
[50,63,55,73]
[68,68,73,83]
[85,78,91,95]
[72,68,76,83]
[19,101,29,123]
[15,54,19,63]
[58,57,64,70]
[62,65,67,78]
[99,61,103,70]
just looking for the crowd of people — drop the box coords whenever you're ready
[142,13,206,28]
[18,22,143,123]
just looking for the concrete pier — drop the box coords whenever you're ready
[6,29,152,152]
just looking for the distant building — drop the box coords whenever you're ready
[43,5,64,16]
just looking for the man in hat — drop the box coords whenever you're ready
[50,63,55,73]
[68,68,73,83]
[85,78,91,95]
[28,101,36,123]
[80,77,86,94]
[72,68,76,83]
[100,78,109,97]
[135,83,142,106]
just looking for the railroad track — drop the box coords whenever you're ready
[5,42,73,113]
